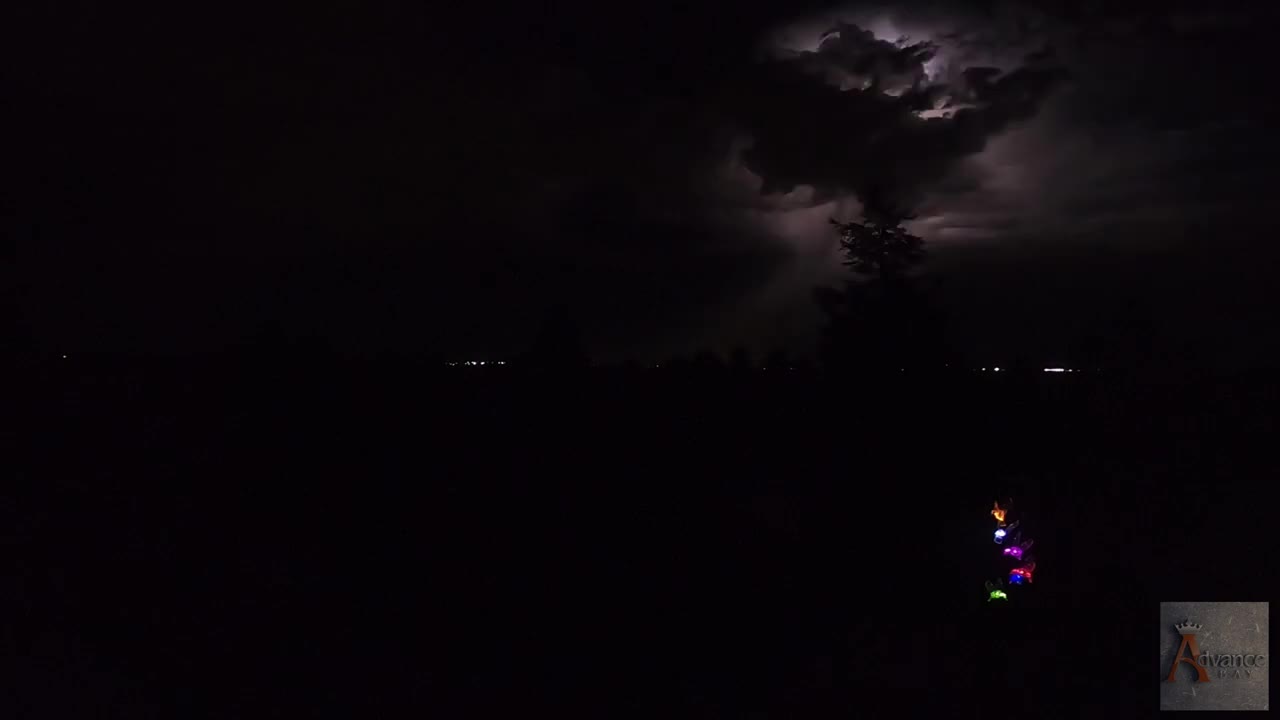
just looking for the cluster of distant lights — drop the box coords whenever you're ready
[979,367,1084,373]
[57,355,1089,374]
[437,362,1087,371]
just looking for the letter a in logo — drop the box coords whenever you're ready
[1167,621,1210,683]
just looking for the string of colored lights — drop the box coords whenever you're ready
[986,498,1036,601]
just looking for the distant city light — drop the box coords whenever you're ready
[1044,368,1065,372]
[993,367,1000,372]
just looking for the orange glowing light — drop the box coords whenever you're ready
[992,501,1006,525]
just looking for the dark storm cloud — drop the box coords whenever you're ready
[790,21,940,88]
[735,27,1067,218]
[779,1,1280,244]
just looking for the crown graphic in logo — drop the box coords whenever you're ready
[1175,620,1203,635]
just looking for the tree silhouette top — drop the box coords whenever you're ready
[830,213,925,279]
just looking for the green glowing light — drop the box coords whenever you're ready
[988,590,1008,601]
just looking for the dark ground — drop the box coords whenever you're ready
[11,358,1278,718]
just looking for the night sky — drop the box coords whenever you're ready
[14,0,1280,366]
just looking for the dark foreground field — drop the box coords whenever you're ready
[12,359,1278,718]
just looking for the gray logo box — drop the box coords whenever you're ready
[1160,601,1268,711]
